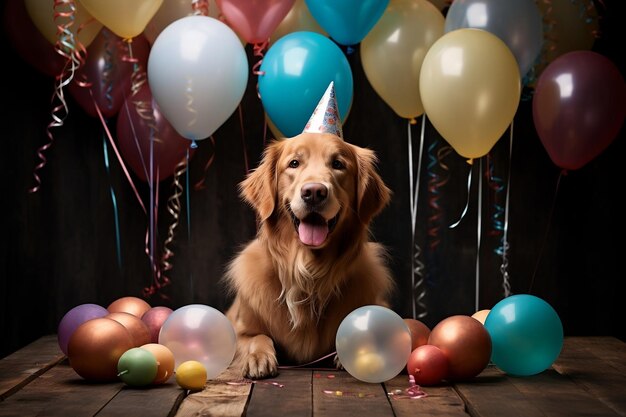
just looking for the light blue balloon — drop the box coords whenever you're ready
[305,0,389,46]
[484,294,563,376]
[445,0,543,78]
[259,31,353,138]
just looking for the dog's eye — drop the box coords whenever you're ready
[289,159,299,168]
[332,159,345,170]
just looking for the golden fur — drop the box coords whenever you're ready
[224,132,394,379]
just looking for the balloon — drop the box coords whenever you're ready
[24,0,102,48]
[158,304,236,379]
[144,0,222,44]
[107,296,152,317]
[532,51,626,171]
[69,30,150,119]
[361,0,444,120]
[148,16,248,142]
[445,0,543,78]
[216,0,295,44]
[406,345,449,386]
[471,309,490,325]
[335,305,412,383]
[67,317,135,381]
[57,303,109,355]
[270,0,327,45]
[175,360,207,391]
[305,0,389,46]
[140,343,175,384]
[258,31,353,138]
[3,0,67,77]
[428,315,491,381]
[403,318,431,352]
[117,84,195,182]
[79,0,163,39]
[484,294,563,376]
[141,306,174,343]
[420,28,521,159]
[117,347,159,386]
[107,312,152,347]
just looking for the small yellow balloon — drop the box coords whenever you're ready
[353,352,385,378]
[471,309,491,325]
[79,0,164,39]
[175,360,207,391]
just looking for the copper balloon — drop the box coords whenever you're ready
[67,317,134,381]
[107,296,152,317]
[406,344,449,386]
[141,306,173,343]
[428,315,492,381]
[403,318,431,351]
[140,343,175,384]
[107,312,152,347]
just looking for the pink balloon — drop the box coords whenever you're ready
[141,306,173,343]
[216,0,296,44]
[69,29,150,119]
[116,84,195,182]
[533,51,626,170]
[3,0,66,77]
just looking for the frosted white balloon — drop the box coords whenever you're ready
[336,305,412,383]
[148,15,248,142]
[158,304,236,379]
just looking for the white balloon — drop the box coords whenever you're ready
[336,305,412,383]
[158,304,236,379]
[148,15,248,142]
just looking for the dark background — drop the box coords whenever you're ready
[1,0,624,359]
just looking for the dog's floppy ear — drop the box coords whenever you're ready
[239,140,283,221]
[355,146,391,225]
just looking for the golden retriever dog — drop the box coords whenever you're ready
[224,132,394,379]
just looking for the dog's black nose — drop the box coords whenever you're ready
[301,182,328,205]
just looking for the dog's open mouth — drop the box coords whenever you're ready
[291,211,339,247]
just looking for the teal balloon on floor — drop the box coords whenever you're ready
[484,294,563,376]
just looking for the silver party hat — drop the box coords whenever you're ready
[302,81,343,139]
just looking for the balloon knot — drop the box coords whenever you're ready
[409,118,417,125]
[190,140,198,149]
[466,158,474,165]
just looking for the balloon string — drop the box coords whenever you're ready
[449,161,473,229]
[427,142,453,251]
[193,136,216,191]
[408,117,426,319]
[529,169,566,293]
[191,0,209,15]
[185,149,195,299]
[278,351,337,369]
[252,41,268,99]
[102,133,123,270]
[499,122,514,298]
[102,30,114,111]
[475,158,483,312]
[238,105,250,174]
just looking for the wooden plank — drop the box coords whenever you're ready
[174,367,250,417]
[245,369,312,417]
[312,370,394,417]
[0,335,65,400]
[384,373,468,417]
[96,382,186,417]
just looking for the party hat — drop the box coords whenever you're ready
[302,81,343,139]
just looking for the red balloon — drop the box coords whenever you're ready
[428,315,492,381]
[116,84,195,182]
[406,345,449,386]
[69,29,150,119]
[533,51,626,170]
[107,296,152,317]
[403,318,431,351]
[216,0,296,44]
[141,306,173,343]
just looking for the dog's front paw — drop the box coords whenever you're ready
[243,352,279,379]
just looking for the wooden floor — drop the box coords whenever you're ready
[0,336,624,417]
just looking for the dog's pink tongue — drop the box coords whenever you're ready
[298,222,328,246]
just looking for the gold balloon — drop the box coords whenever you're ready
[471,309,491,325]
[24,0,102,48]
[361,0,444,120]
[140,343,175,384]
[107,312,152,347]
[67,317,134,381]
[420,28,521,159]
[270,0,327,45]
[107,296,152,318]
[428,315,491,381]
[403,318,431,351]
[79,0,164,39]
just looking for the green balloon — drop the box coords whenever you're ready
[117,348,158,386]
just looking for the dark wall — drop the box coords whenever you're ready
[2,1,624,358]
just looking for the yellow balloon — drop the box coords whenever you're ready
[419,28,521,159]
[361,0,444,120]
[24,0,103,48]
[471,309,490,325]
[175,360,207,391]
[270,0,327,46]
[78,0,164,39]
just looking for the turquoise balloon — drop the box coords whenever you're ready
[258,31,353,138]
[484,294,563,376]
[117,348,158,386]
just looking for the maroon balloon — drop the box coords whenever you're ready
[533,51,626,170]
[117,84,195,182]
[69,29,150,118]
[3,0,67,77]
[141,306,173,343]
